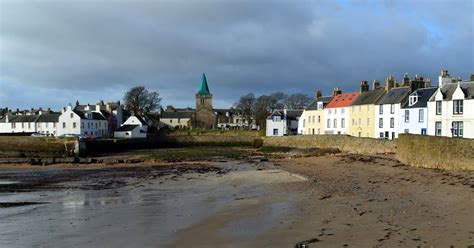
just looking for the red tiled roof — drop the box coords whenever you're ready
[325,92,360,108]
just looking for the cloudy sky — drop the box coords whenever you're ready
[0,0,473,110]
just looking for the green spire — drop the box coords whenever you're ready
[197,73,211,95]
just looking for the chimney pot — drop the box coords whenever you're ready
[315,90,322,99]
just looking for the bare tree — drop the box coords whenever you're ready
[124,86,162,115]
[234,93,255,128]
[283,93,312,109]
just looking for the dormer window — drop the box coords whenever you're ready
[317,103,323,110]
[409,94,418,106]
[453,100,463,115]
[273,116,281,122]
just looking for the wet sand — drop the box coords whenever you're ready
[1,153,473,247]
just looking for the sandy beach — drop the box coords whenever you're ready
[1,150,473,247]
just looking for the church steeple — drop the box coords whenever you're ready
[197,73,211,95]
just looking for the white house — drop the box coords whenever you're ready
[57,105,108,138]
[266,109,302,136]
[0,114,39,134]
[114,115,149,138]
[298,90,333,135]
[427,79,474,138]
[36,113,60,136]
[399,87,437,135]
[324,91,359,135]
[375,87,411,139]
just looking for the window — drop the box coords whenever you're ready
[12,123,16,128]
[367,118,370,127]
[435,122,442,136]
[45,123,49,128]
[379,118,383,128]
[70,113,73,118]
[53,123,56,128]
[419,109,424,123]
[379,106,383,114]
[178,118,181,123]
[390,104,395,114]
[22,123,24,128]
[358,106,361,113]
[341,108,345,114]
[62,122,66,128]
[318,103,323,109]
[380,132,384,138]
[328,109,332,115]
[390,117,394,128]
[409,94,418,106]
[303,119,306,128]
[341,118,345,128]
[352,106,354,113]
[358,118,361,126]
[335,109,338,114]
[312,116,315,123]
[367,105,370,112]
[453,100,463,115]
[170,119,173,123]
[28,123,31,129]
[273,129,278,135]
[327,119,331,128]
[95,123,98,129]
[352,119,355,126]
[436,101,442,115]
[452,121,463,137]
[273,116,281,122]
[73,122,77,128]
[334,119,337,128]
[405,110,409,123]
[318,116,320,123]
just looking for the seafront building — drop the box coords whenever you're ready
[399,87,438,135]
[427,71,474,138]
[324,89,359,135]
[298,90,333,135]
[349,81,386,138]
[266,109,303,136]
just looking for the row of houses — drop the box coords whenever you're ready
[0,101,152,139]
[267,70,474,139]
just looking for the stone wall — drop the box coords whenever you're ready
[0,136,76,158]
[263,135,395,155]
[396,134,474,170]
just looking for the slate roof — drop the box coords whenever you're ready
[9,115,39,123]
[0,114,13,123]
[429,81,474,101]
[326,92,359,108]
[376,87,411,105]
[268,109,303,120]
[351,88,386,106]
[161,111,194,119]
[306,96,333,110]
[36,113,60,123]
[73,110,106,120]
[402,87,438,109]
[116,124,140,132]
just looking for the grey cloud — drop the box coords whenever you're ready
[0,0,472,110]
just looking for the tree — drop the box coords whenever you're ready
[283,93,312,109]
[124,86,162,115]
[233,93,256,128]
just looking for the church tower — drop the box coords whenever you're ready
[193,73,216,129]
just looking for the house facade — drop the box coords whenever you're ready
[299,91,333,135]
[349,81,386,138]
[324,90,359,135]
[399,87,437,136]
[114,115,149,138]
[266,109,302,136]
[57,105,108,138]
[375,87,411,139]
[427,79,474,139]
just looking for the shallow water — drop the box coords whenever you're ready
[0,162,304,247]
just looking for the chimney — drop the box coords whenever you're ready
[75,100,80,107]
[403,73,410,87]
[95,104,101,112]
[66,104,72,111]
[5,114,8,123]
[332,87,342,96]
[425,78,431,88]
[441,69,449,77]
[315,90,322,99]
[385,74,395,91]
[372,80,380,89]
[359,81,369,93]
[38,110,43,115]
[470,74,474,81]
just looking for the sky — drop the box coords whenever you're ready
[0,0,473,110]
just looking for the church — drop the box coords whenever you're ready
[191,73,217,129]
[160,73,252,130]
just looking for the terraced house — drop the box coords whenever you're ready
[324,89,359,135]
[349,80,386,138]
[298,90,333,135]
[427,72,474,138]
[399,87,438,135]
